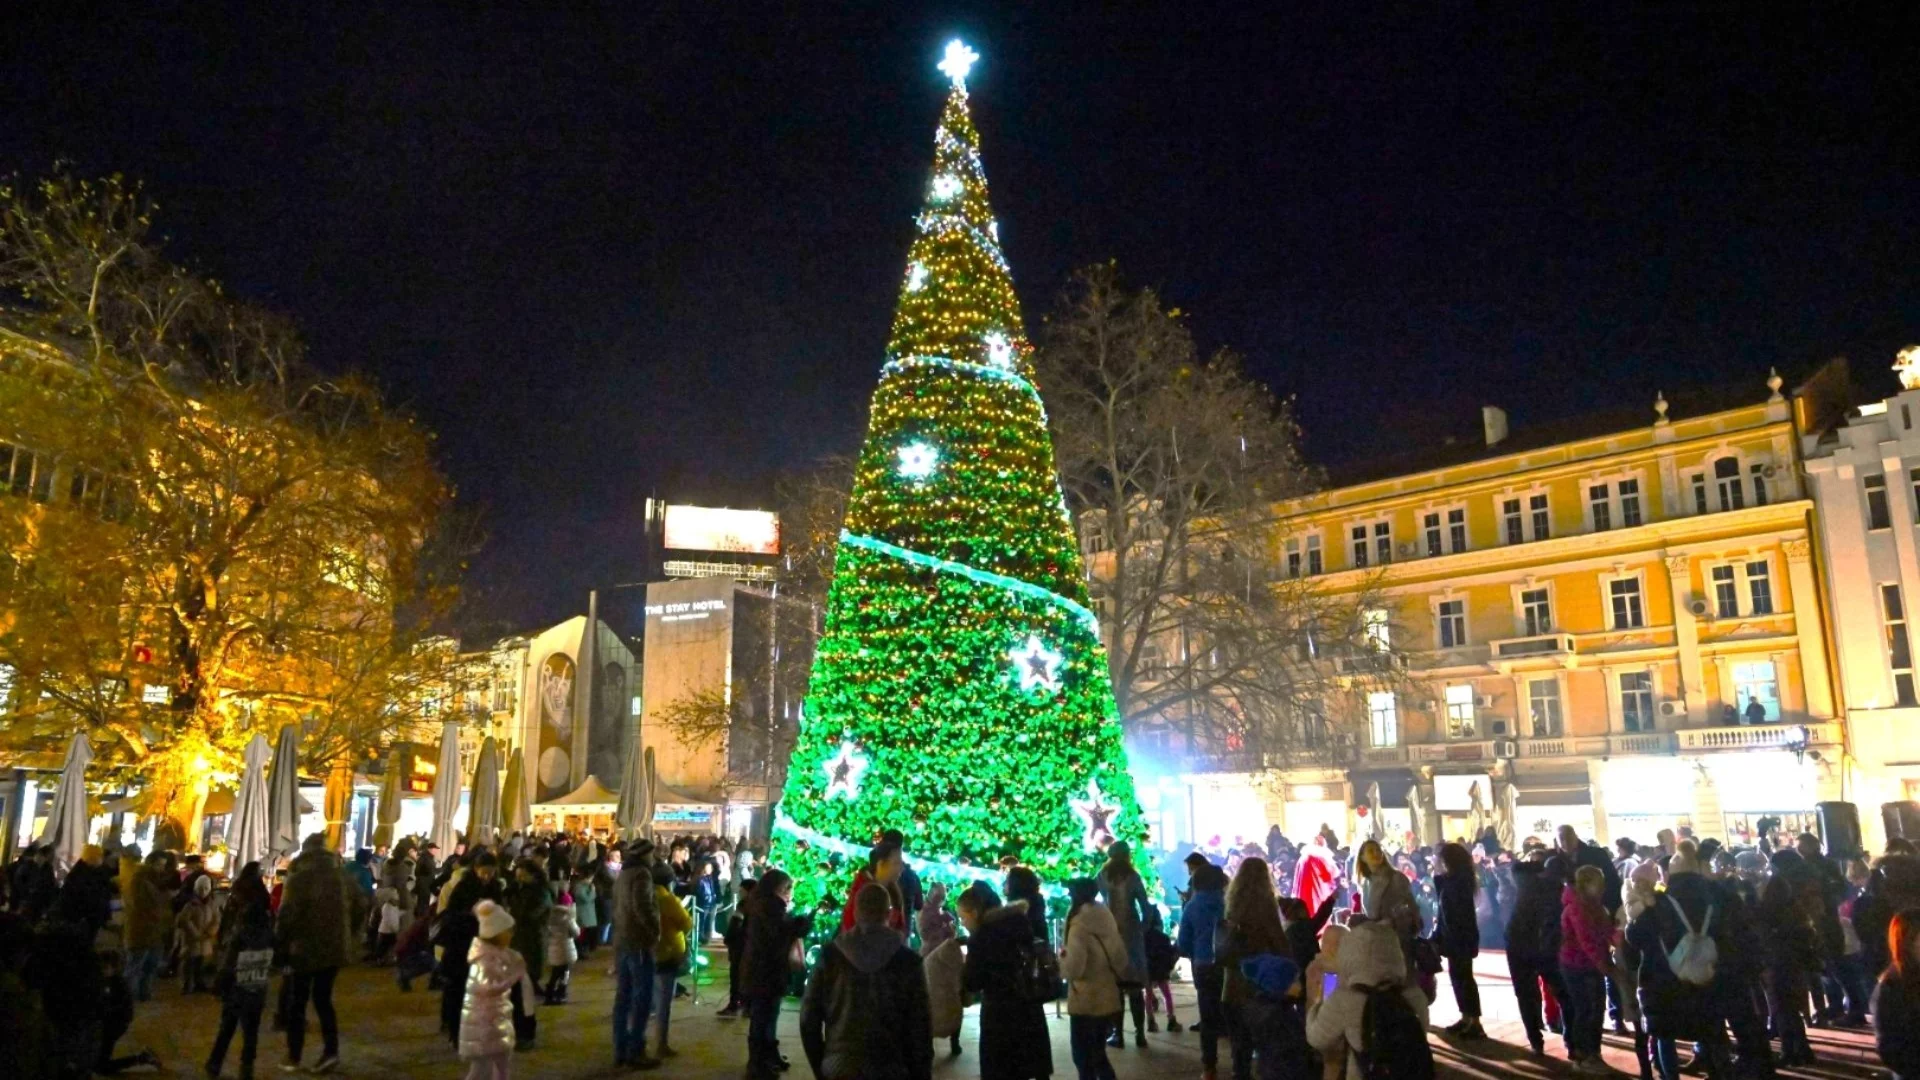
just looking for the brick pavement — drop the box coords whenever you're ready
[119,950,1887,1079]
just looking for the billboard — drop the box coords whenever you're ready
[662,505,780,555]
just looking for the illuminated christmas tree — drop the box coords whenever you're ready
[771,42,1145,902]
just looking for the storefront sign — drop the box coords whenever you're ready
[655,803,717,827]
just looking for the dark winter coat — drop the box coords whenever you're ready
[508,878,552,982]
[55,860,114,933]
[1625,872,1727,1040]
[1876,973,1920,1079]
[277,846,356,972]
[799,923,933,1080]
[436,870,504,972]
[1858,855,1920,978]
[962,902,1053,1080]
[1570,840,1624,915]
[610,863,660,955]
[1175,870,1225,966]
[1504,860,1566,963]
[740,890,812,1000]
[1433,870,1479,958]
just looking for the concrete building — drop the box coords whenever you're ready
[1803,347,1920,851]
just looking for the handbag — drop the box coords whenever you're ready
[1412,936,1443,976]
[787,937,807,973]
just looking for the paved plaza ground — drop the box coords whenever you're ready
[122,950,1888,1079]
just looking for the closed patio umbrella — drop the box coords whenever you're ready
[429,720,461,854]
[371,743,404,851]
[35,733,92,871]
[266,725,303,861]
[1366,780,1387,844]
[1466,781,1488,847]
[469,736,500,845]
[614,733,649,841]
[500,747,529,839]
[228,733,273,870]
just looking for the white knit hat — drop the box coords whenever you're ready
[475,899,515,939]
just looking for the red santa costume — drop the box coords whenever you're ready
[1294,836,1338,915]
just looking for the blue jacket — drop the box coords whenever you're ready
[1177,884,1225,965]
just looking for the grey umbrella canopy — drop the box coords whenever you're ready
[429,720,461,854]
[371,743,404,851]
[1366,781,1387,843]
[266,725,304,861]
[469,736,500,845]
[35,732,92,870]
[614,733,649,840]
[500,747,529,839]
[228,732,273,871]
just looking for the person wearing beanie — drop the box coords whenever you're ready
[651,860,694,1059]
[918,882,964,1057]
[177,873,224,995]
[611,844,662,1069]
[276,834,355,1073]
[801,883,932,1080]
[439,849,506,1045]
[1306,919,1431,1078]
[461,900,536,1080]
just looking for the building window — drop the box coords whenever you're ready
[1351,524,1368,568]
[1885,584,1916,707]
[1447,507,1467,552]
[1619,478,1643,527]
[1368,691,1399,747]
[1286,539,1302,579]
[1746,560,1773,615]
[1750,463,1769,507]
[1306,535,1322,575]
[1424,512,1442,557]
[1502,498,1523,545]
[1590,484,1612,531]
[1528,678,1564,736]
[1711,565,1739,618]
[1691,473,1709,514]
[1444,684,1476,739]
[1732,660,1779,723]
[1912,468,1920,523]
[1620,671,1656,732]
[1364,608,1391,650]
[1867,475,1892,530]
[1714,457,1745,512]
[1436,599,1466,648]
[0,444,51,503]
[1374,521,1392,565]
[1520,588,1552,636]
[1609,576,1645,629]
[1529,493,1551,541]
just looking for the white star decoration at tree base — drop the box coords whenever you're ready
[822,740,870,801]
[1009,633,1063,693]
[1070,779,1121,852]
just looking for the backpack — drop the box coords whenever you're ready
[1355,983,1434,1080]
[1020,937,1065,1004]
[1665,894,1718,986]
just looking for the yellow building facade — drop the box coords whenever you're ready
[1269,375,1843,849]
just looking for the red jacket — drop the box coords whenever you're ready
[838,870,906,934]
[1558,886,1616,973]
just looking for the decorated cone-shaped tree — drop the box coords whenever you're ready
[771,42,1145,904]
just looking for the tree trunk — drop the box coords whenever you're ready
[324,757,355,852]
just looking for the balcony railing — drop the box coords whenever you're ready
[1334,652,1410,676]
[1488,632,1578,659]
[1409,740,1496,763]
[1359,745,1408,766]
[1675,722,1842,752]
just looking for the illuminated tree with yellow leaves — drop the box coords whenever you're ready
[0,169,462,844]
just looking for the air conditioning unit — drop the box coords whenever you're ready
[1762,463,1779,478]
[1658,699,1688,719]
[1494,738,1518,758]
[1490,718,1510,736]
[1687,596,1713,619]
[1474,694,1496,709]
[1398,541,1420,557]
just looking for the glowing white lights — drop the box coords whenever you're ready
[984,331,1014,370]
[1010,633,1063,694]
[932,174,961,202]
[822,740,870,801]
[1070,778,1121,851]
[896,440,940,481]
[906,262,927,292]
[988,220,999,242]
[937,39,979,87]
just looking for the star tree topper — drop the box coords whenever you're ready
[938,39,979,88]
[1070,778,1121,851]
[1009,633,1063,694]
[822,739,870,801]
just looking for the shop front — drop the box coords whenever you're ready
[1591,756,1694,846]
[1278,776,1348,847]
[1700,749,1832,848]
[1508,765,1596,849]
[1347,769,1416,850]
[1431,772,1494,846]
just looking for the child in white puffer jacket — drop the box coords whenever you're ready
[543,889,580,1003]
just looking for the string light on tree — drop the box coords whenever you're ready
[822,739,870,801]
[767,36,1147,910]
[896,440,940,482]
[1069,779,1121,851]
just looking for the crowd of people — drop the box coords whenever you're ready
[12,816,1920,1079]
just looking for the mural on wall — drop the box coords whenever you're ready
[589,660,628,788]
[537,652,576,801]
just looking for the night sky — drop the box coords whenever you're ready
[4,5,1915,633]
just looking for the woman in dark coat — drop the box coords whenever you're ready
[1756,866,1821,1066]
[740,869,812,1080]
[1876,909,1920,1079]
[1098,842,1154,1049]
[1432,842,1484,1039]
[1626,859,1733,1079]
[1503,853,1569,1055]
[959,881,1052,1080]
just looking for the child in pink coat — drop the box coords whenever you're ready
[461,900,537,1080]
[1559,866,1618,1074]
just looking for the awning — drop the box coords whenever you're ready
[1347,770,1415,808]
[533,775,621,811]
[1517,786,1593,807]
